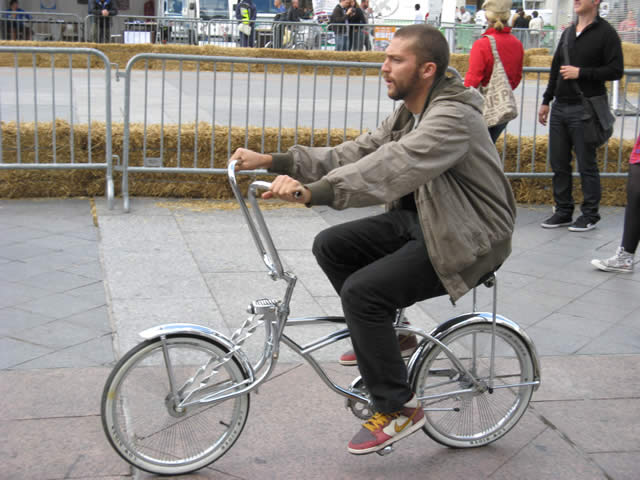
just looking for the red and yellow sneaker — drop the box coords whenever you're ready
[347,395,425,454]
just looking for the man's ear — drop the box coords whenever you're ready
[421,62,437,80]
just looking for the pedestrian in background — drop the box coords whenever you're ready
[89,0,117,43]
[618,10,638,42]
[459,6,472,24]
[5,0,31,40]
[360,0,374,51]
[591,135,640,273]
[512,7,528,45]
[464,0,523,142]
[272,0,286,48]
[528,10,543,48]
[348,0,366,51]
[538,0,623,232]
[236,0,257,47]
[330,0,352,51]
[285,0,305,22]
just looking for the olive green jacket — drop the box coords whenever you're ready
[270,75,516,301]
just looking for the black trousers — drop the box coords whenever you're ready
[489,122,508,143]
[622,163,640,254]
[93,18,111,43]
[549,101,601,221]
[312,210,446,413]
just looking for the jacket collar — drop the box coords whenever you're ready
[393,74,461,130]
[483,26,512,35]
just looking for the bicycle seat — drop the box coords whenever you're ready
[475,268,499,288]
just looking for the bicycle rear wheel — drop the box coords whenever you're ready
[101,334,250,475]
[413,323,534,448]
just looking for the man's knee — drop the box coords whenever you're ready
[312,227,337,261]
[340,272,385,316]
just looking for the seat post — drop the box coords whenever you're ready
[472,286,477,313]
[489,273,498,390]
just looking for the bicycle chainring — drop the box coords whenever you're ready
[346,377,373,420]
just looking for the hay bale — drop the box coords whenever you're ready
[1,119,631,205]
[0,169,105,198]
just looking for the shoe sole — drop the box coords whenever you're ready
[540,221,572,229]
[591,259,633,273]
[569,225,596,232]
[347,416,426,455]
[339,348,417,366]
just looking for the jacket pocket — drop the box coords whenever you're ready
[421,180,492,275]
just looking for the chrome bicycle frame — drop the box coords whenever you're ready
[156,161,539,410]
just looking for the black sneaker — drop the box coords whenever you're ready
[540,213,572,229]
[568,215,598,232]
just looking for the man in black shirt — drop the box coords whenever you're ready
[284,0,305,22]
[538,0,623,232]
[330,0,354,51]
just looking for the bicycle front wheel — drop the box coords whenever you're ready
[413,323,534,448]
[101,334,250,475]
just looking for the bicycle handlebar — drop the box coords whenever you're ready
[227,160,285,279]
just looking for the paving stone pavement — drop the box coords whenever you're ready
[0,197,638,480]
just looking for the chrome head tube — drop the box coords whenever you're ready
[227,161,285,279]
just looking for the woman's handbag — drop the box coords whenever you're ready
[479,35,518,128]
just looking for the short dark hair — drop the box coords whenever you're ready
[532,10,538,17]
[9,0,18,6]
[394,24,450,79]
[415,4,420,10]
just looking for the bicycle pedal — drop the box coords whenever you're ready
[376,445,394,456]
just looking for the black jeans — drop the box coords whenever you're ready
[312,210,446,413]
[622,163,640,254]
[549,101,601,221]
[93,18,111,43]
[489,122,508,143]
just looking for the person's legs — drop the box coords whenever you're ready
[489,122,507,143]
[313,210,444,454]
[571,104,601,223]
[364,31,371,50]
[98,18,109,43]
[622,163,640,253]
[591,163,639,272]
[273,24,281,48]
[312,210,446,413]
[248,27,255,47]
[548,102,575,219]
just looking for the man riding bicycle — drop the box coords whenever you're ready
[231,24,516,455]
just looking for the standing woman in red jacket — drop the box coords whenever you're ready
[464,0,524,142]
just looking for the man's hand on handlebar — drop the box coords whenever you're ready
[263,175,311,204]
[230,148,273,171]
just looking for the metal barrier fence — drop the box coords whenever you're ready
[118,53,640,211]
[497,67,640,177]
[0,11,84,42]
[1,48,637,211]
[0,46,114,209]
[84,14,213,45]
[3,14,639,50]
[439,23,559,53]
[118,53,393,212]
